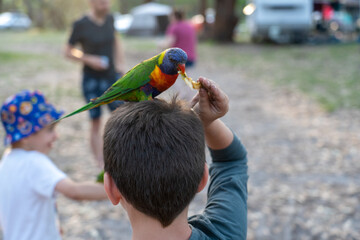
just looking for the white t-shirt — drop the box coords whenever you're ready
[0,149,67,240]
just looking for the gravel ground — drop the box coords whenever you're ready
[1,42,359,240]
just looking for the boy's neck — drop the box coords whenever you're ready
[129,206,192,240]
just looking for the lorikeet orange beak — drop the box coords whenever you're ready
[177,63,186,74]
[177,63,201,90]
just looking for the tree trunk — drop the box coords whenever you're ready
[33,0,45,28]
[46,1,65,30]
[10,0,16,10]
[213,0,238,42]
[198,0,212,40]
[23,0,34,20]
[199,0,206,17]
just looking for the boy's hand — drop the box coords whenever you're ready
[191,77,229,127]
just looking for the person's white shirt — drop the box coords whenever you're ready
[0,148,66,240]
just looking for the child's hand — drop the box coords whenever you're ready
[191,77,229,127]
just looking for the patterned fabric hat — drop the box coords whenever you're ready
[1,90,64,146]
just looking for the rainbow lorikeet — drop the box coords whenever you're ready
[56,48,200,122]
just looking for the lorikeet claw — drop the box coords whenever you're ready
[178,71,201,90]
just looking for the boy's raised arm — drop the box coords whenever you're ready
[190,77,248,240]
[191,77,233,149]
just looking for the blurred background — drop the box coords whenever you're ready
[1,0,360,43]
[0,0,360,239]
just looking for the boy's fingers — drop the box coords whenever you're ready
[190,92,200,108]
[198,88,209,108]
[198,78,221,100]
[197,77,228,111]
[205,81,229,114]
[207,82,222,102]
[196,89,210,115]
[198,77,211,91]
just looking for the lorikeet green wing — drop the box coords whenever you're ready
[92,54,159,104]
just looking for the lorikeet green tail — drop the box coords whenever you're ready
[55,48,200,122]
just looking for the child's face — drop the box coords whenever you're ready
[25,124,58,154]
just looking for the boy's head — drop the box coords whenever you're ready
[103,98,206,227]
[1,90,63,149]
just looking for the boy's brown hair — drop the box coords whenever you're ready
[103,98,205,227]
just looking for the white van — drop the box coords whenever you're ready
[246,0,313,43]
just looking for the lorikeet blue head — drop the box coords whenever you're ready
[160,48,187,75]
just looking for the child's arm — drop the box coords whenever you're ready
[191,77,233,149]
[190,77,248,239]
[55,178,107,201]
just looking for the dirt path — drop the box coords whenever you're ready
[1,40,359,240]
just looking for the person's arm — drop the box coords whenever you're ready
[55,178,108,201]
[64,44,107,71]
[189,77,248,239]
[202,134,248,239]
[113,34,126,74]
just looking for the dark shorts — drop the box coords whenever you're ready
[82,72,123,119]
[186,60,195,68]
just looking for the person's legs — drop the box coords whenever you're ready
[83,73,123,167]
[83,73,104,167]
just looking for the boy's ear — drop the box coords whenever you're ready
[104,172,122,205]
[197,163,209,193]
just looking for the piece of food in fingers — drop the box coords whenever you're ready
[179,71,202,90]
